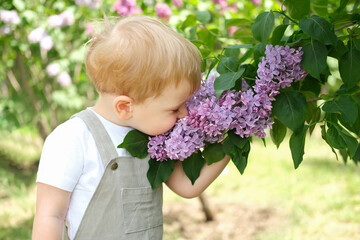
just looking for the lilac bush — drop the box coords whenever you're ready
[155,3,172,21]
[113,0,142,16]
[148,45,307,161]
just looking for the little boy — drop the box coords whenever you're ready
[32,16,230,240]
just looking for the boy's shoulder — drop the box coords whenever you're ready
[45,116,91,145]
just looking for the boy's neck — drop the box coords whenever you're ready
[92,94,128,127]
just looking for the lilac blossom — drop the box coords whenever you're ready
[57,72,72,86]
[60,11,75,26]
[228,26,237,36]
[254,45,307,99]
[28,27,54,51]
[155,3,172,21]
[46,63,60,77]
[28,27,47,43]
[113,0,142,16]
[85,23,94,35]
[75,0,100,8]
[172,0,183,8]
[47,15,63,28]
[251,0,262,6]
[40,35,54,51]
[0,10,20,25]
[0,26,11,35]
[47,11,74,28]
[148,45,307,161]
[213,0,227,9]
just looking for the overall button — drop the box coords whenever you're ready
[111,162,118,170]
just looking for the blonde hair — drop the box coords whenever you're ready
[85,16,202,102]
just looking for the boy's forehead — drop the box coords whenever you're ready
[154,81,193,103]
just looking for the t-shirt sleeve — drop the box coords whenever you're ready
[36,117,87,192]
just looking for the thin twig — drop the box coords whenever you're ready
[6,70,21,92]
[273,10,299,25]
[307,92,360,103]
[335,23,356,32]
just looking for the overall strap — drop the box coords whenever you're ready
[73,109,118,166]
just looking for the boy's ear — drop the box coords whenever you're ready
[113,96,134,120]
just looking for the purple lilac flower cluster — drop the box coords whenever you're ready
[0,10,20,35]
[47,11,74,28]
[28,27,53,51]
[148,45,307,161]
[113,0,142,16]
[155,3,172,21]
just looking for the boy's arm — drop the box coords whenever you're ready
[165,155,230,198]
[32,183,71,240]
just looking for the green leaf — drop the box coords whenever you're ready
[13,0,25,11]
[309,107,321,135]
[353,39,360,51]
[228,131,249,149]
[301,39,328,80]
[222,133,250,174]
[254,42,266,65]
[216,57,239,74]
[214,69,245,98]
[239,48,254,64]
[284,0,310,20]
[301,75,321,96]
[338,95,360,137]
[224,48,240,58]
[273,91,308,133]
[339,148,348,164]
[338,0,350,11]
[333,124,359,158]
[311,0,328,16]
[322,95,358,125]
[207,58,219,77]
[202,143,226,165]
[197,29,216,49]
[189,25,197,40]
[339,43,360,89]
[270,24,288,45]
[251,11,275,44]
[147,159,175,189]
[182,152,205,185]
[195,11,211,25]
[321,124,339,160]
[328,40,348,59]
[225,18,249,28]
[290,125,309,169]
[299,15,338,46]
[117,130,149,158]
[335,125,359,158]
[270,118,287,148]
[230,142,250,174]
[180,14,197,31]
[353,144,360,164]
[223,44,252,49]
[326,124,347,149]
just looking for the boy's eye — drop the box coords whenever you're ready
[172,109,179,113]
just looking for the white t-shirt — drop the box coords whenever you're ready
[36,108,133,239]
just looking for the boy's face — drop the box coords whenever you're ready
[130,80,193,136]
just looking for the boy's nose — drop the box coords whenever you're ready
[177,106,188,119]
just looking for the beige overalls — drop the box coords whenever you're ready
[62,109,163,240]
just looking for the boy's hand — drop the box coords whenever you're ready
[165,155,230,199]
